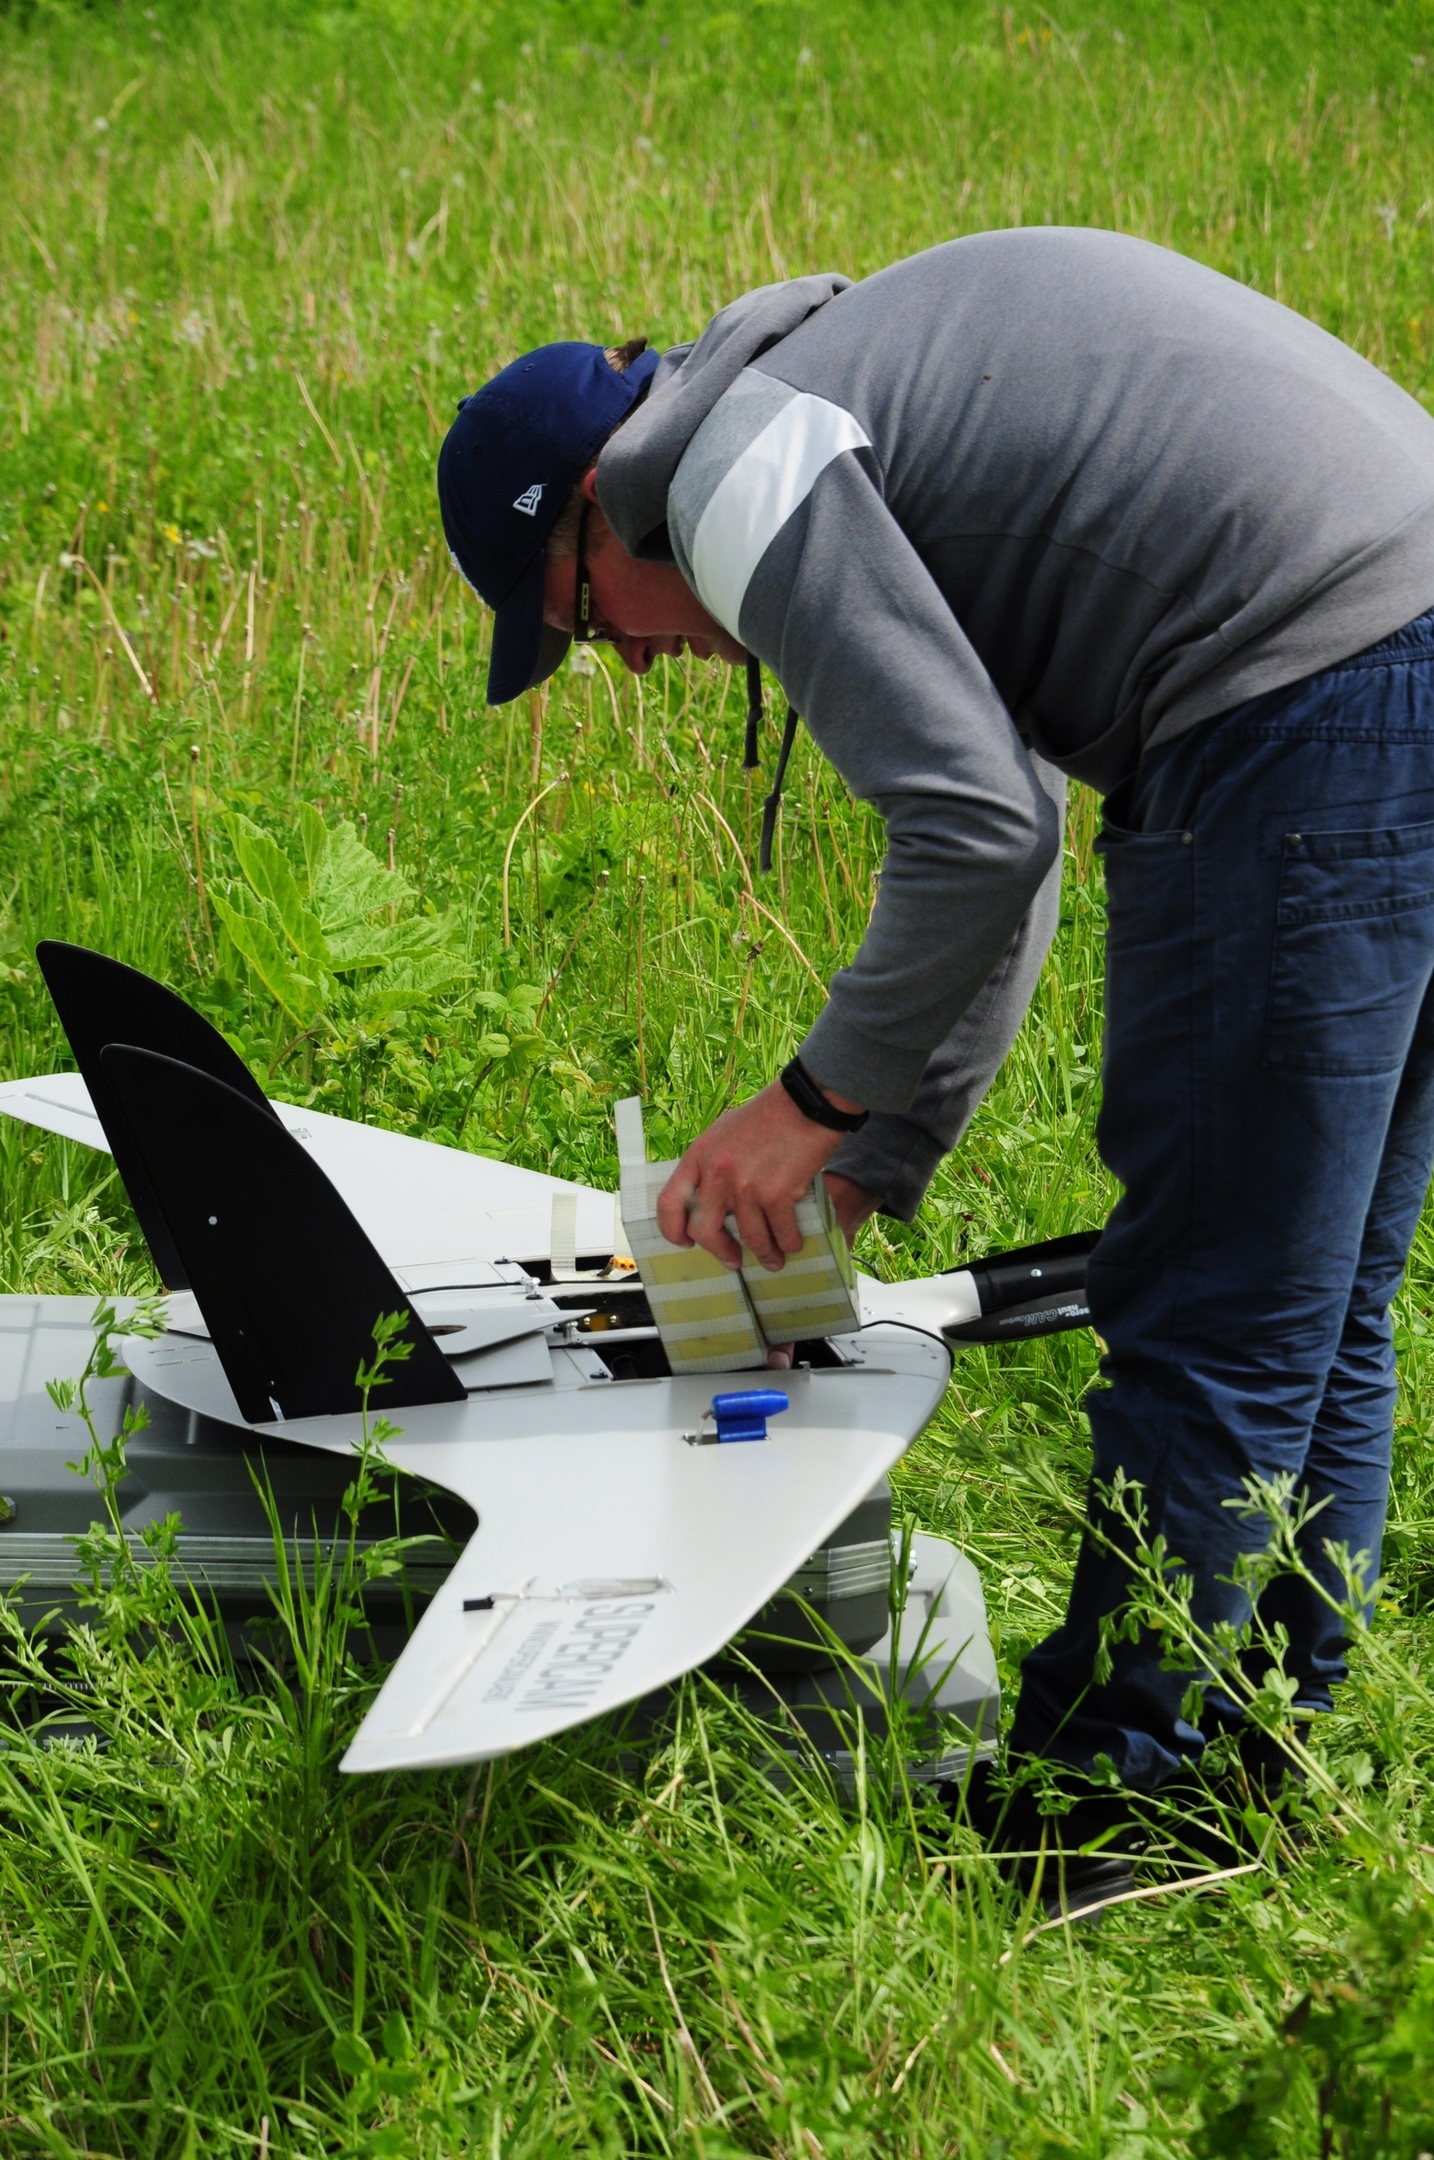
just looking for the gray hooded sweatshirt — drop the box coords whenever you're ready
[596,229,1434,1217]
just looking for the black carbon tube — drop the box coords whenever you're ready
[942,1228,1101,1344]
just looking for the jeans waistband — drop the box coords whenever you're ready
[1328,604,1434,672]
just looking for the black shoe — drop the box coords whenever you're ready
[938,1758,1142,1923]
[1233,1723,1308,1795]
[1135,1738,1309,1872]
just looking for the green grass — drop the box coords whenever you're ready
[3,0,1434,2150]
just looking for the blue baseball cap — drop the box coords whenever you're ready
[437,340,659,705]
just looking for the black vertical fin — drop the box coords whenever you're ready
[36,941,277,1291]
[100,1046,466,1423]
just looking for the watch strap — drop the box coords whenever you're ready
[779,1057,870,1133]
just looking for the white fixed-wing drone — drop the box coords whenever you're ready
[0,944,1096,1783]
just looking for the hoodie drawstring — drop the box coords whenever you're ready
[743,653,802,876]
[760,706,801,877]
[743,653,762,770]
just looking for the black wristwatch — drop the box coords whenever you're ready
[779,1057,870,1133]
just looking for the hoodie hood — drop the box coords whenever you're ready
[595,271,853,560]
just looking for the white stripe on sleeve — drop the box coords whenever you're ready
[689,392,871,639]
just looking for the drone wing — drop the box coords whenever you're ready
[0,1068,614,1277]
[341,1374,948,1773]
[0,1069,111,1150]
[264,1096,617,1282]
[119,1319,953,1770]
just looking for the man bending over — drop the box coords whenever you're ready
[438,229,1434,1892]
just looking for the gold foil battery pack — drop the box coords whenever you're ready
[739,1171,862,1342]
[615,1100,767,1374]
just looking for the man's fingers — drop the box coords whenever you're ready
[767,1198,804,1256]
[738,1195,803,1266]
[656,1166,698,1246]
[686,1190,743,1269]
[733,1198,785,1271]
[766,1343,794,1370]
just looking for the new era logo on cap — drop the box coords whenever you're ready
[512,483,545,516]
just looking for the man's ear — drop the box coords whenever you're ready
[578,464,601,504]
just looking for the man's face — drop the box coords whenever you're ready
[541,494,745,676]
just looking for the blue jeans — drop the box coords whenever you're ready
[1010,607,1434,1790]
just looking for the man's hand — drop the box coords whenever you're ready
[825,1171,881,1243]
[656,1078,869,1270]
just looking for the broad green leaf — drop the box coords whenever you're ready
[311,818,412,936]
[227,814,330,972]
[213,893,327,1027]
[495,1027,544,1069]
[326,913,454,972]
[221,808,462,1032]
[549,1059,598,1092]
[296,801,328,890]
[379,2010,412,2063]
[214,883,277,931]
[332,2031,374,2079]
[353,951,471,1020]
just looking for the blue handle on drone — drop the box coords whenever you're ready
[710,1390,790,1444]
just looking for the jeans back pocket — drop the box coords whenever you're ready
[1264,816,1434,1076]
